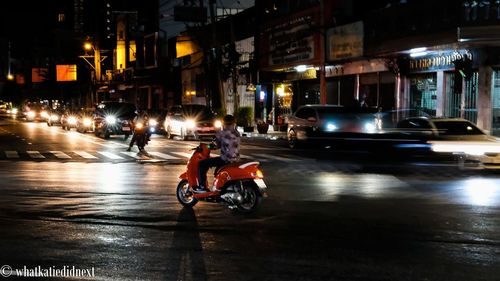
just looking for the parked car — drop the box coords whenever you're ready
[287,105,379,148]
[46,108,65,126]
[396,117,500,169]
[93,102,136,139]
[164,104,221,140]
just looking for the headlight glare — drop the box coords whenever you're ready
[185,119,196,129]
[105,116,116,124]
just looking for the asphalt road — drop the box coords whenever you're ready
[0,116,499,281]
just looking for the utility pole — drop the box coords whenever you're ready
[207,0,225,114]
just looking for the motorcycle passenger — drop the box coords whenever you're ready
[194,114,241,193]
[127,109,150,151]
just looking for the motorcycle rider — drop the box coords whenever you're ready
[127,109,150,151]
[193,114,241,193]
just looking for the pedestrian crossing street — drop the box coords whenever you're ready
[0,149,308,163]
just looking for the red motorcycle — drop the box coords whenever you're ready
[176,143,268,212]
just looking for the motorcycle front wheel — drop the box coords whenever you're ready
[237,182,262,213]
[176,179,198,207]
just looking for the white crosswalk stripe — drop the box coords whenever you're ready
[148,151,181,160]
[27,151,45,159]
[120,151,151,160]
[97,151,124,160]
[50,151,71,159]
[5,151,19,158]
[74,151,98,159]
[170,152,193,158]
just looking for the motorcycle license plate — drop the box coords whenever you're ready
[254,179,267,189]
[122,127,130,131]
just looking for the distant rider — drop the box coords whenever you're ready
[127,109,150,151]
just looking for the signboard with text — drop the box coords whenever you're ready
[327,21,364,61]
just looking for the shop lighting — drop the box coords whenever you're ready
[410,51,428,58]
[295,65,307,72]
[409,47,427,53]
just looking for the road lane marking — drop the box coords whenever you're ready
[171,152,193,158]
[148,152,181,160]
[5,151,19,158]
[27,151,46,159]
[74,151,98,159]
[97,151,124,160]
[50,151,71,159]
[120,151,151,160]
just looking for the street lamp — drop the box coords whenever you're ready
[7,73,14,81]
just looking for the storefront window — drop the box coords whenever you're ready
[492,70,500,136]
[444,72,478,123]
[409,74,437,116]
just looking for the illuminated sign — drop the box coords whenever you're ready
[56,65,77,81]
[32,68,48,83]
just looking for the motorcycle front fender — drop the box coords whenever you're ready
[179,172,188,180]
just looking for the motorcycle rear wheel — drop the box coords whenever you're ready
[237,182,262,213]
[176,179,198,207]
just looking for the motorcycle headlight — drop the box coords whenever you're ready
[50,115,59,121]
[135,123,144,129]
[214,120,222,128]
[83,118,92,126]
[185,119,196,129]
[105,116,116,124]
[12,108,18,114]
[27,111,36,118]
[148,119,158,127]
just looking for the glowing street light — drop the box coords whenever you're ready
[7,73,14,80]
[84,42,93,51]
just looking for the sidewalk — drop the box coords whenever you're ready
[237,126,287,141]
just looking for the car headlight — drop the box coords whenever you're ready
[68,116,77,125]
[148,119,158,127]
[50,115,59,121]
[214,120,222,128]
[83,118,92,126]
[325,122,337,132]
[364,122,376,133]
[12,108,18,114]
[27,111,36,118]
[105,116,116,124]
[185,119,196,129]
[41,111,49,119]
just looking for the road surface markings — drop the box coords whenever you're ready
[74,151,98,159]
[97,151,124,160]
[120,151,151,160]
[50,151,72,159]
[5,151,19,158]
[148,151,182,160]
[170,152,193,158]
[27,151,46,159]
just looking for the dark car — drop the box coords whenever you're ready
[61,110,81,131]
[46,108,65,126]
[146,109,168,134]
[287,105,379,148]
[76,108,95,133]
[163,104,221,140]
[93,102,136,139]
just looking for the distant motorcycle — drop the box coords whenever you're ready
[132,122,149,151]
[176,143,268,213]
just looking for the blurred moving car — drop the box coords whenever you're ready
[46,108,65,126]
[287,105,379,148]
[23,103,49,122]
[396,117,500,169]
[61,110,80,131]
[146,109,167,134]
[76,109,95,133]
[163,104,221,140]
[93,102,136,139]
